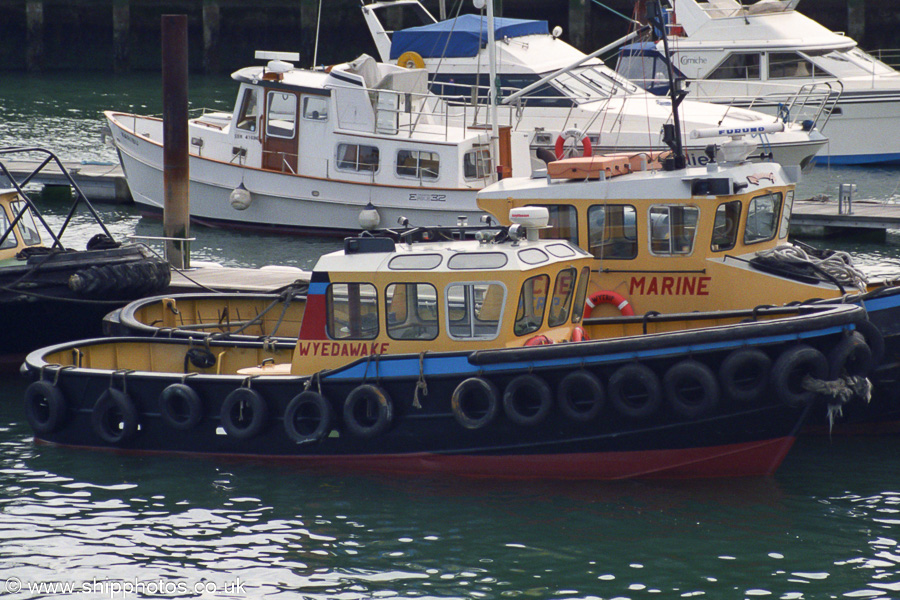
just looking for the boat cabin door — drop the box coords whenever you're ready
[261,90,299,173]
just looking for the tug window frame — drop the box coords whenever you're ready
[711,201,741,252]
[326,282,379,340]
[744,192,783,245]
[536,204,579,246]
[9,201,40,246]
[446,281,505,340]
[514,274,550,336]
[0,207,17,250]
[587,204,638,259]
[547,268,578,327]
[649,205,700,256]
[571,267,591,324]
[385,282,439,341]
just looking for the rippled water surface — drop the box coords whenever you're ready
[1,386,899,599]
[2,73,900,599]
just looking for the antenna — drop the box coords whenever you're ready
[646,0,686,170]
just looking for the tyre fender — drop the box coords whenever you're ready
[343,384,393,438]
[828,332,874,379]
[557,370,605,422]
[285,391,332,443]
[664,359,720,418]
[718,348,771,403]
[158,383,203,430]
[451,377,500,430]
[91,388,139,444]
[502,374,553,426]
[24,380,67,435]
[220,387,268,439]
[771,345,829,407]
[608,363,662,418]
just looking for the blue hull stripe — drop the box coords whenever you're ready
[325,324,850,381]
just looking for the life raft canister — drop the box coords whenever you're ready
[583,290,634,320]
[554,128,592,161]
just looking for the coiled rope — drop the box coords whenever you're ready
[756,244,868,293]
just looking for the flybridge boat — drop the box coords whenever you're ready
[360,0,826,170]
[20,208,872,479]
[0,148,170,372]
[615,0,900,165]
[106,53,504,235]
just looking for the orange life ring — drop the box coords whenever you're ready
[571,326,589,342]
[554,129,592,160]
[524,334,553,346]
[583,291,634,320]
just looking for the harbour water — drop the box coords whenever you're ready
[1,73,900,599]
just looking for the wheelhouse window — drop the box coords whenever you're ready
[537,204,578,246]
[446,282,504,340]
[744,192,783,244]
[302,96,328,121]
[779,190,794,240]
[235,88,259,132]
[327,283,378,340]
[547,268,577,327]
[337,144,379,172]
[396,150,439,180]
[463,147,492,179]
[708,53,760,80]
[571,267,591,324]
[711,201,741,252]
[649,205,699,256]
[10,201,40,246]
[265,91,297,138]
[385,283,438,341]
[588,204,637,259]
[0,208,17,250]
[768,52,819,79]
[515,274,549,336]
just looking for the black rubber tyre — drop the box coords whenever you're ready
[771,345,829,407]
[503,374,553,426]
[451,377,500,430]
[853,319,884,366]
[828,332,874,379]
[158,383,203,430]
[220,387,268,439]
[284,391,332,443]
[342,384,393,438]
[557,370,605,422]
[664,359,720,418]
[91,388,139,444]
[609,363,662,418]
[718,349,772,404]
[24,380,67,435]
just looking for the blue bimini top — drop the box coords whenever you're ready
[389,14,549,60]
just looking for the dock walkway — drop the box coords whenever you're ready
[790,199,900,236]
[1,160,131,203]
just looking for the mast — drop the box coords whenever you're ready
[647,0,686,170]
[486,0,499,176]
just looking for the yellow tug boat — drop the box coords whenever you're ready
[21,206,873,479]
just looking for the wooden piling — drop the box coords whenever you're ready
[568,0,588,55]
[202,0,220,74]
[162,15,190,270]
[113,0,130,73]
[25,0,43,72]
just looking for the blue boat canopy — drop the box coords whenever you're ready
[389,14,549,60]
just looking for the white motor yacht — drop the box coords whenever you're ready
[615,0,900,165]
[361,0,827,171]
